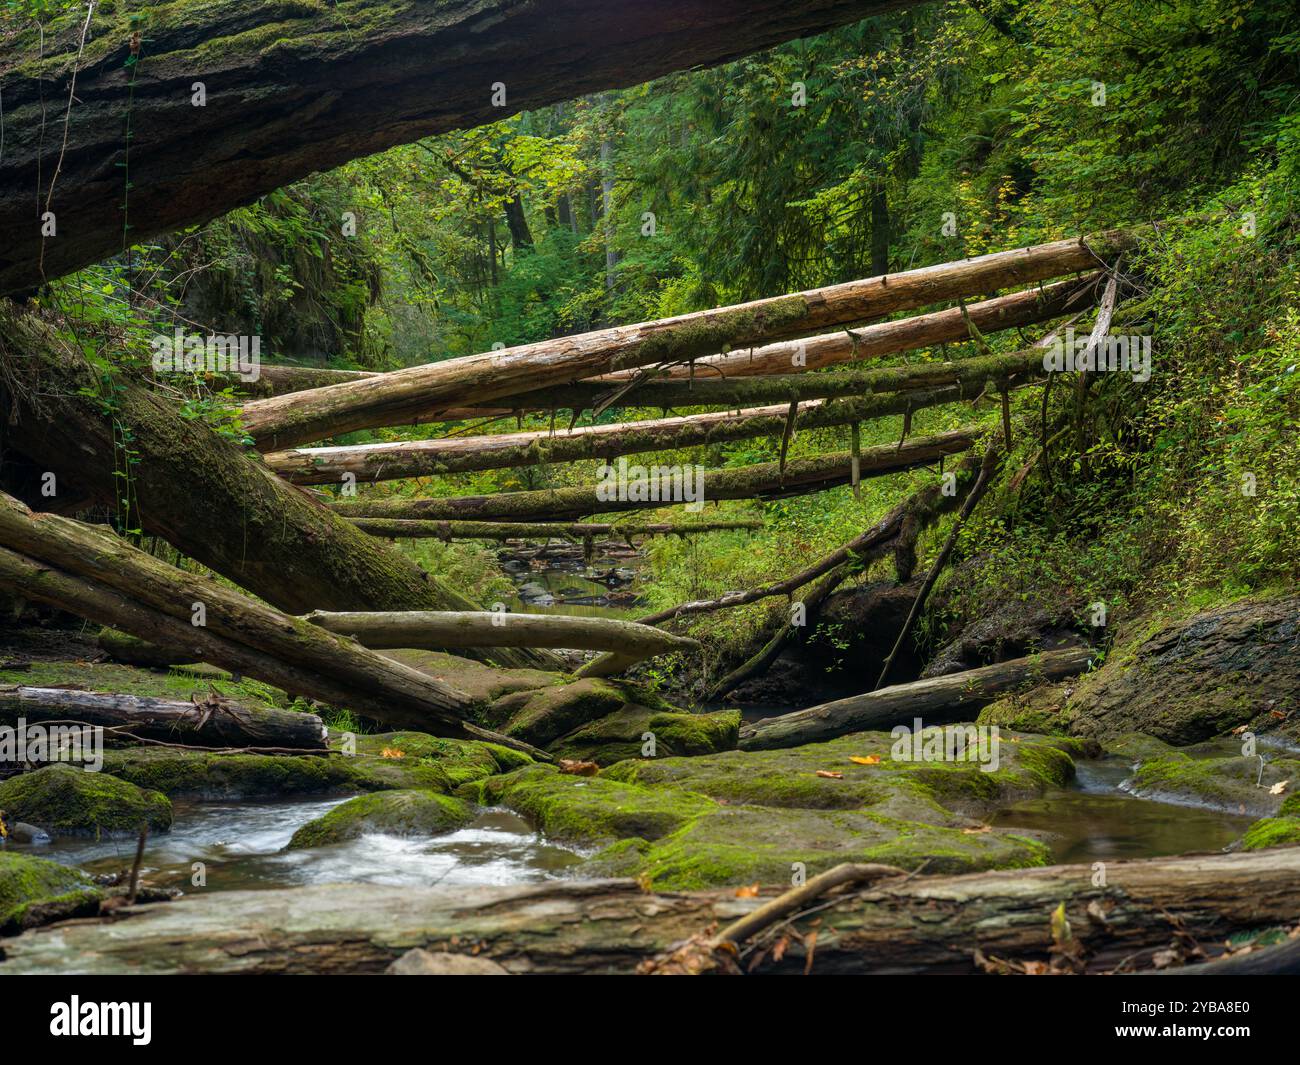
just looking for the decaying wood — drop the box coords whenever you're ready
[4,848,1298,974]
[304,610,698,658]
[0,306,556,671]
[266,377,1022,484]
[347,518,761,541]
[327,429,979,523]
[0,686,327,752]
[0,0,914,294]
[739,646,1096,751]
[241,234,1137,449]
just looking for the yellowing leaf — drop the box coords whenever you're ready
[850,755,880,765]
[380,747,405,759]
[734,883,761,898]
[1050,901,1072,946]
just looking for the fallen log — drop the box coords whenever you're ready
[0,305,555,671]
[0,686,326,752]
[597,275,1102,384]
[240,233,1137,449]
[304,610,698,658]
[4,847,1299,974]
[328,428,979,523]
[349,519,760,540]
[1,0,913,295]
[267,376,1022,484]
[739,646,1096,751]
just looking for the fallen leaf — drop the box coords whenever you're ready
[1050,901,1072,946]
[1269,780,1290,795]
[1231,724,1250,735]
[815,770,844,779]
[962,825,991,835]
[734,883,761,898]
[772,935,790,963]
[1270,709,1289,720]
[803,929,819,975]
[849,755,880,765]
[559,759,600,776]
[380,747,405,759]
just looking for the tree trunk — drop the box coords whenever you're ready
[265,374,1033,484]
[0,686,327,752]
[505,195,535,251]
[739,647,1096,751]
[0,305,554,670]
[870,182,890,276]
[0,0,916,295]
[347,518,761,540]
[5,848,1299,974]
[239,233,1137,449]
[327,428,979,522]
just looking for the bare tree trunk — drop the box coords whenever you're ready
[348,519,761,540]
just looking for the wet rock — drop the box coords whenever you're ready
[467,730,1076,889]
[1121,737,1300,819]
[0,765,172,838]
[485,678,627,748]
[287,790,475,849]
[0,852,101,932]
[1067,593,1300,745]
[547,705,740,765]
[387,948,509,975]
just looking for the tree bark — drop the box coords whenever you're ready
[0,685,327,752]
[739,647,1096,751]
[347,518,761,540]
[0,0,915,295]
[4,848,1298,974]
[239,234,1136,449]
[304,610,699,657]
[265,371,1035,484]
[0,305,555,670]
[327,428,979,522]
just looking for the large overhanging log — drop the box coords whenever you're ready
[0,305,555,670]
[266,362,1038,485]
[739,647,1097,751]
[0,686,327,753]
[304,610,699,658]
[4,848,1299,974]
[0,492,480,733]
[327,428,980,522]
[240,233,1136,449]
[0,0,916,295]
[349,519,761,541]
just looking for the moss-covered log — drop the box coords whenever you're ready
[0,305,553,670]
[4,847,1300,974]
[0,0,916,295]
[0,686,327,752]
[739,647,1097,751]
[348,518,761,540]
[268,365,1033,484]
[241,235,1136,449]
[328,428,979,522]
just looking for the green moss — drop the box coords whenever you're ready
[287,790,474,849]
[381,649,560,712]
[0,852,100,931]
[0,765,171,837]
[547,705,739,765]
[1238,817,1300,851]
[488,678,626,746]
[620,296,809,369]
[1128,750,1300,817]
[0,660,283,712]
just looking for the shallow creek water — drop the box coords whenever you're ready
[37,801,585,894]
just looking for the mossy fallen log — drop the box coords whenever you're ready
[4,847,1299,974]
[739,647,1097,751]
[347,519,760,541]
[328,428,979,523]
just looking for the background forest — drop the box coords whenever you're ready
[32,0,1300,688]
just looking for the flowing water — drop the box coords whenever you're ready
[34,800,585,894]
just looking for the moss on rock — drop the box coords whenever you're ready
[1238,816,1300,851]
[382,649,559,711]
[487,678,626,747]
[547,705,739,765]
[0,765,171,837]
[1126,747,1300,818]
[0,852,101,932]
[287,790,474,849]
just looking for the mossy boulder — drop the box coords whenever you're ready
[0,765,171,837]
[547,705,740,765]
[0,852,101,933]
[469,727,1071,889]
[287,791,475,849]
[1066,593,1300,745]
[1238,816,1300,851]
[1124,743,1300,818]
[486,678,626,747]
[977,681,1077,735]
[101,731,525,799]
[382,649,559,710]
